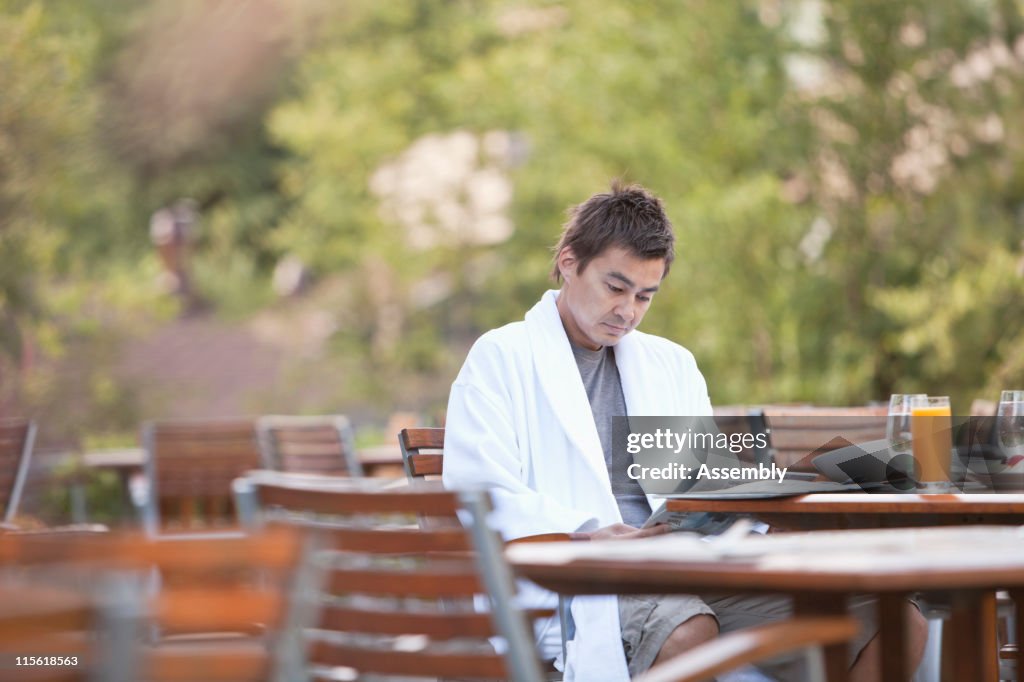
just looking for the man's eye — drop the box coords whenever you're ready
[608,284,623,294]
[637,295,651,303]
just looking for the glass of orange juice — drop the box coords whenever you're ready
[910,395,953,488]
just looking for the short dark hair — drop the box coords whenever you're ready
[551,180,675,282]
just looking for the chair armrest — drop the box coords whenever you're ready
[506,533,573,545]
[634,616,859,682]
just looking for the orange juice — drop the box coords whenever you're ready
[911,404,952,483]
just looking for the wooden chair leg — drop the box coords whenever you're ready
[1009,589,1024,681]
[878,594,911,681]
[793,594,850,682]
[948,590,998,682]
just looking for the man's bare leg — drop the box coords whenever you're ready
[651,614,719,667]
[850,604,929,682]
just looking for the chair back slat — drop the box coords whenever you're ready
[258,482,462,516]
[313,525,472,553]
[257,415,362,477]
[0,419,36,523]
[325,566,484,597]
[132,528,301,573]
[0,524,300,578]
[400,427,445,451]
[0,590,94,639]
[319,605,496,638]
[0,527,111,564]
[144,648,269,682]
[761,406,887,471]
[399,427,445,481]
[143,419,261,532]
[308,640,508,679]
[408,453,444,477]
[155,587,283,633]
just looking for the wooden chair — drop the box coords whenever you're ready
[235,474,547,680]
[257,415,362,477]
[759,406,887,472]
[0,418,36,525]
[139,419,262,535]
[234,473,860,682]
[0,526,304,682]
[399,426,444,480]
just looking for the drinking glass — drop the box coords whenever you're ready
[997,390,1024,465]
[887,394,927,457]
[911,395,952,487]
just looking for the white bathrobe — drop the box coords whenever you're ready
[444,290,712,682]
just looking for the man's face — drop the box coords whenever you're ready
[555,245,665,350]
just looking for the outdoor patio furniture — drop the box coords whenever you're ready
[257,414,361,477]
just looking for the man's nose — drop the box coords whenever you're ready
[614,300,635,323]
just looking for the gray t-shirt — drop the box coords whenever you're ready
[570,342,652,528]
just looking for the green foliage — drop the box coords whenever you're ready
[270,0,1024,410]
[40,457,126,526]
[0,3,105,353]
[784,0,1024,409]
[5,0,1024,447]
[268,1,810,403]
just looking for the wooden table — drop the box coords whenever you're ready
[81,448,146,482]
[357,445,405,478]
[509,526,1024,682]
[664,493,1024,530]
[77,448,147,521]
[81,446,407,484]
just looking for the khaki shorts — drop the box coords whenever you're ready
[618,593,882,680]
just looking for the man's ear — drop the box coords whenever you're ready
[557,247,578,281]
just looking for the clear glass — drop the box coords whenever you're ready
[910,395,952,486]
[997,390,1024,464]
[887,394,927,456]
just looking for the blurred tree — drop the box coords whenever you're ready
[790,0,1024,408]
[0,2,120,374]
[270,0,1024,411]
[268,0,809,408]
[0,0,159,440]
[98,0,324,317]
[6,0,1024,435]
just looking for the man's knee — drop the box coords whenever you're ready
[664,613,719,653]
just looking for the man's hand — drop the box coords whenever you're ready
[572,523,671,541]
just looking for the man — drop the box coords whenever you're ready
[443,181,926,681]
